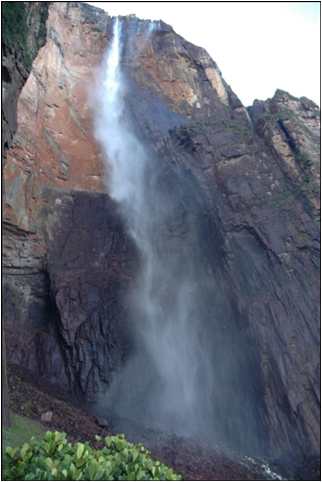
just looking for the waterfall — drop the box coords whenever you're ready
[94,17,215,440]
[95,18,145,210]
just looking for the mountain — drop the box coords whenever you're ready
[3,1,320,468]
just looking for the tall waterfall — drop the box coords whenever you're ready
[94,17,217,441]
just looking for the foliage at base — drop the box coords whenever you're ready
[4,431,181,481]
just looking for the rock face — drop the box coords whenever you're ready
[45,189,137,399]
[2,2,49,152]
[3,1,320,463]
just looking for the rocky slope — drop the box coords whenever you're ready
[8,363,286,481]
[3,1,320,467]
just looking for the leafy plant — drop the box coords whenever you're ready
[4,431,181,481]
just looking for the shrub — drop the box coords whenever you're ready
[4,431,181,481]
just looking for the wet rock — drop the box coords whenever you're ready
[44,189,138,402]
[2,0,320,465]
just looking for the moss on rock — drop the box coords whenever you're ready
[2,1,49,70]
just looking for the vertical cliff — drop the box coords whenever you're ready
[2,2,49,151]
[3,1,320,464]
[1,0,50,431]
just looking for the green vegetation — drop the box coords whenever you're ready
[3,413,45,450]
[2,2,32,67]
[2,2,48,69]
[257,109,294,125]
[4,431,181,481]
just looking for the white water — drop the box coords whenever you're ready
[94,17,214,437]
[95,19,146,212]
[91,20,285,472]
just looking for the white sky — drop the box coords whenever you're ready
[88,2,320,106]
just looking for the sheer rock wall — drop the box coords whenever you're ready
[3,1,320,459]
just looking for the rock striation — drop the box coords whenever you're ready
[3,1,320,464]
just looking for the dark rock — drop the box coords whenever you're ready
[44,189,138,402]
[2,1,320,467]
[95,416,109,429]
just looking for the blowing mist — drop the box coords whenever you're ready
[93,17,266,454]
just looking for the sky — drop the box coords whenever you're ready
[88,2,320,106]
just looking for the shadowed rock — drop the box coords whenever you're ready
[2,1,320,470]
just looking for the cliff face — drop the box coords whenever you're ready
[3,1,320,461]
[2,2,49,151]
